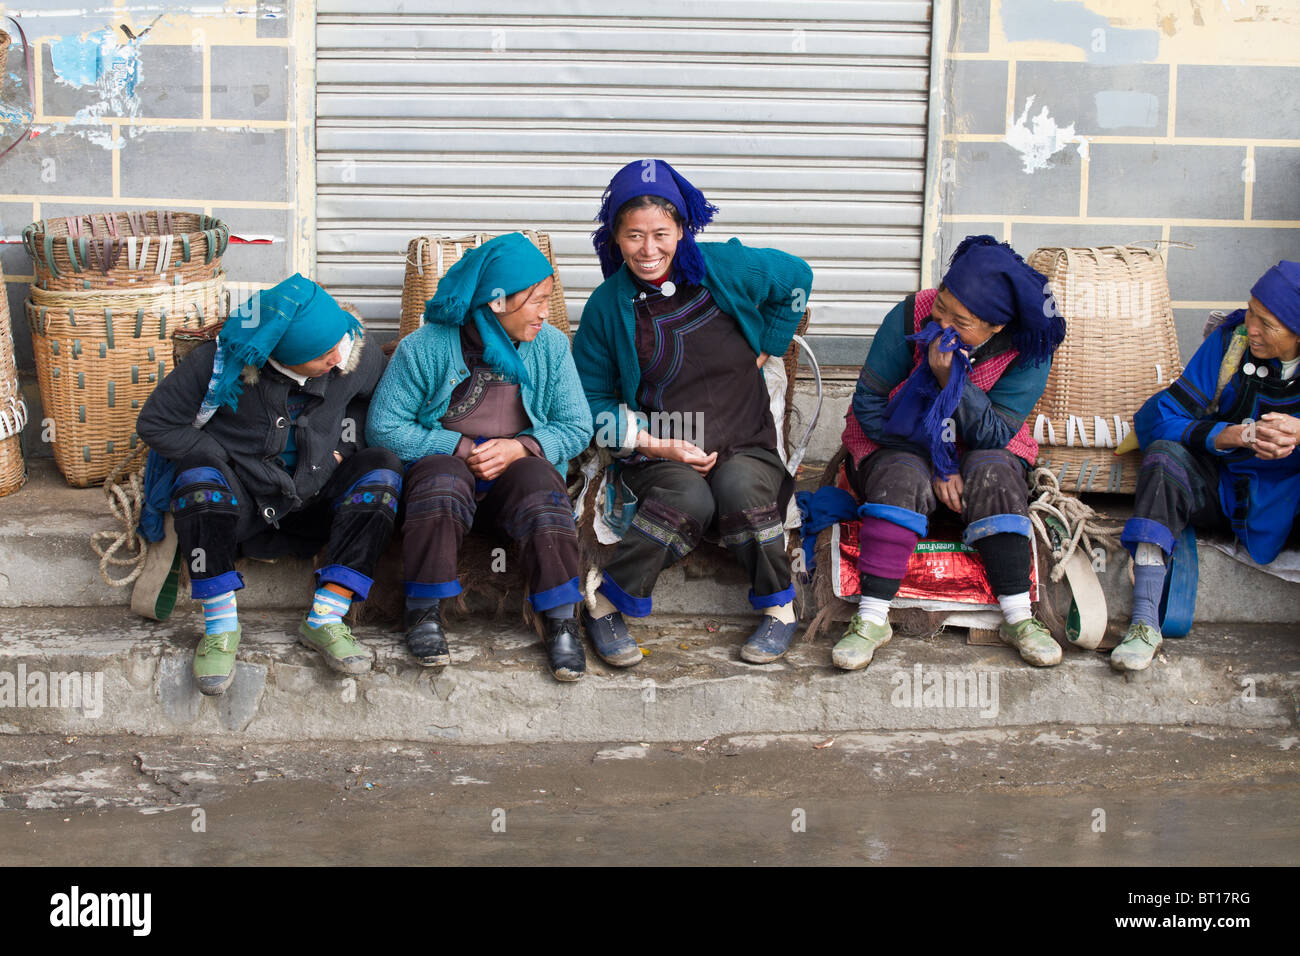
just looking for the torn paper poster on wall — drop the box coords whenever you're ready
[49,28,143,148]
[1004,95,1090,173]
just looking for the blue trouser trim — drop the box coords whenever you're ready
[336,468,403,508]
[316,564,374,600]
[173,466,228,492]
[749,584,796,610]
[858,502,928,537]
[599,571,653,618]
[1120,517,1176,558]
[962,513,1032,545]
[528,576,583,613]
[404,579,462,599]
[191,569,244,600]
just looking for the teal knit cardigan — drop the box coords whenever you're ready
[572,238,814,451]
[365,321,594,474]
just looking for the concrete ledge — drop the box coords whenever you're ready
[0,608,1295,743]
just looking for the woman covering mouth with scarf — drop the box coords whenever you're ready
[366,233,594,681]
[837,235,1066,672]
[572,159,814,666]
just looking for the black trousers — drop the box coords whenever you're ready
[848,447,1033,599]
[1123,439,1231,555]
[600,446,794,615]
[399,454,582,612]
[171,447,401,601]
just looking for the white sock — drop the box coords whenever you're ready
[762,601,796,624]
[998,591,1033,625]
[588,590,618,618]
[1135,542,1166,567]
[856,595,890,626]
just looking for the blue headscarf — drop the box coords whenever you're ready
[592,159,718,286]
[209,274,360,412]
[941,235,1064,365]
[1251,260,1300,336]
[422,232,553,386]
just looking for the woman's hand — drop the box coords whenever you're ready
[928,335,955,388]
[467,438,527,481]
[1253,412,1300,460]
[639,433,717,475]
[756,351,769,368]
[933,472,963,514]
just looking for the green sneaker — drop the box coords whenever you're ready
[298,618,373,675]
[1110,622,1163,672]
[193,627,240,696]
[999,617,1062,667]
[832,616,893,671]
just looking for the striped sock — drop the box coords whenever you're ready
[201,591,238,636]
[307,584,352,628]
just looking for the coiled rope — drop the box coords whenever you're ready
[1027,466,1124,582]
[89,444,149,586]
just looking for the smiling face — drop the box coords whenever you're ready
[932,287,1003,349]
[1243,296,1300,362]
[490,275,554,343]
[614,203,683,282]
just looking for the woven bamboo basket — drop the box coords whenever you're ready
[0,29,11,81]
[27,274,227,487]
[0,262,28,496]
[399,231,568,339]
[23,211,230,291]
[1027,245,1184,494]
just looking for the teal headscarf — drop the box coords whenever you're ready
[422,232,553,386]
[208,274,361,411]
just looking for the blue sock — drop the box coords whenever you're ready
[1131,561,1165,628]
[307,585,351,628]
[201,591,238,635]
[544,602,576,620]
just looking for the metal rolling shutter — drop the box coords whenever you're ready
[316,0,931,365]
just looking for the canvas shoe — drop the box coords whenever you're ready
[298,618,373,675]
[1110,622,1163,672]
[193,626,240,696]
[832,616,893,671]
[999,617,1063,667]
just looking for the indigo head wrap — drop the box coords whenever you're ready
[592,159,718,285]
[941,235,1065,365]
[210,274,360,412]
[422,232,553,386]
[1250,260,1300,336]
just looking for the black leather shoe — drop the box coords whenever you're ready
[542,617,586,682]
[405,605,451,667]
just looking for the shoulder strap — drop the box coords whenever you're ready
[1208,324,1250,414]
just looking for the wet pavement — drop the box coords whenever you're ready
[1,725,1296,865]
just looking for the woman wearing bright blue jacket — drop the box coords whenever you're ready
[572,159,813,667]
[1117,260,1300,671]
[367,233,594,681]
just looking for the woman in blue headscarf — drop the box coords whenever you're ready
[572,159,814,666]
[367,233,594,681]
[1116,260,1300,671]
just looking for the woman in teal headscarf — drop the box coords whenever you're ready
[367,233,594,681]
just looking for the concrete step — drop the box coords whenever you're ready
[0,607,1295,743]
[4,452,1300,625]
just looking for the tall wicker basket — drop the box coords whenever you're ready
[23,211,229,291]
[27,276,227,487]
[0,28,11,82]
[0,263,28,496]
[399,231,568,339]
[1027,245,1184,494]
